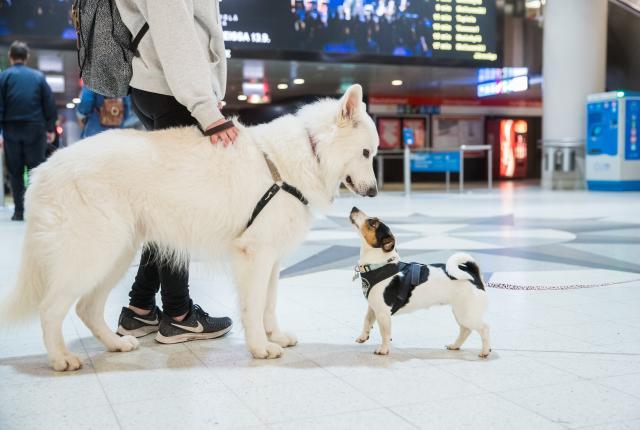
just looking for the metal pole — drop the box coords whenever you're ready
[487,147,492,190]
[445,170,450,192]
[459,147,464,193]
[404,145,411,196]
[376,155,384,191]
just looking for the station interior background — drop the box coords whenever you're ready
[2,1,640,430]
[2,0,639,191]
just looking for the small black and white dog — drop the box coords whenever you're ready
[349,207,491,358]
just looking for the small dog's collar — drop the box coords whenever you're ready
[353,256,398,281]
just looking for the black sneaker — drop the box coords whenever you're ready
[116,306,162,338]
[155,304,233,344]
[11,212,23,221]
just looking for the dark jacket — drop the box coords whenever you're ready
[0,63,57,134]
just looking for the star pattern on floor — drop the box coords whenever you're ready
[281,213,640,289]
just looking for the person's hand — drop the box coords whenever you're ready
[46,132,55,144]
[206,118,238,147]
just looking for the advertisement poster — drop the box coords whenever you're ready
[377,118,401,150]
[432,115,484,151]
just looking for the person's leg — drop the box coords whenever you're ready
[140,89,197,321]
[125,89,195,320]
[126,89,232,343]
[128,245,161,312]
[123,96,162,318]
[23,123,47,172]
[3,124,26,217]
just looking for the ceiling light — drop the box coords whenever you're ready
[391,79,403,86]
[277,83,289,90]
[247,94,271,104]
[72,97,81,104]
[237,94,248,101]
[66,102,75,109]
[293,78,305,85]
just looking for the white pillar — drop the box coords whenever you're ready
[542,0,608,189]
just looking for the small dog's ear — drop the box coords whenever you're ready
[381,235,395,252]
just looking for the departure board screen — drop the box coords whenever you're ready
[221,0,499,66]
[0,0,498,66]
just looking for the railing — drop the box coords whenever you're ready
[376,144,493,195]
[459,144,493,192]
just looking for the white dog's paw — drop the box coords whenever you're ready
[446,344,461,351]
[479,349,491,359]
[268,331,298,348]
[250,341,283,359]
[355,334,369,343]
[108,335,139,352]
[374,345,390,355]
[51,353,83,372]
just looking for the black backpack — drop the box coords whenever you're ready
[72,0,148,97]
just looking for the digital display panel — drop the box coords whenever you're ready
[0,0,499,67]
[222,0,499,65]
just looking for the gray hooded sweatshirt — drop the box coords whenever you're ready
[115,0,227,128]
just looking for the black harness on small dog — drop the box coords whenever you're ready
[358,261,430,314]
[246,155,309,228]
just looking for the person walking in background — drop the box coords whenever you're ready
[76,87,132,138]
[0,41,57,221]
[113,0,236,343]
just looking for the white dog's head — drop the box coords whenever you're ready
[312,84,379,198]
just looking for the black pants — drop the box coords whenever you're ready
[127,88,198,317]
[2,122,47,214]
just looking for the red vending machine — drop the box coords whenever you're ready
[486,118,529,179]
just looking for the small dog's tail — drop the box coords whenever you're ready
[445,253,485,289]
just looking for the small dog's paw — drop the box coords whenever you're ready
[51,353,83,372]
[268,331,298,348]
[109,335,139,352]
[250,341,283,359]
[479,349,491,359]
[355,334,369,343]
[374,345,390,355]
[446,344,460,351]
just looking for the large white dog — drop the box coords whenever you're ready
[4,84,379,371]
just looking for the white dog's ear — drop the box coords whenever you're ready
[339,84,363,123]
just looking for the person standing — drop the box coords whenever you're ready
[76,87,132,138]
[0,41,57,221]
[113,0,237,343]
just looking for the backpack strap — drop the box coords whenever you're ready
[130,22,149,55]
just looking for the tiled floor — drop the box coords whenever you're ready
[1,187,640,429]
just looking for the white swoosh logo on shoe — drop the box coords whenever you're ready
[171,321,204,333]
[133,316,159,325]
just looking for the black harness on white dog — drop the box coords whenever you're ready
[357,260,430,314]
[246,154,309,228]
[204,120,311,230]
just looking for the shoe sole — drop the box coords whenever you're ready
[117,325,159,338]
[154,324,233,344]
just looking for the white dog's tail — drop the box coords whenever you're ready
[445,253,485,288]
[1,237,46,323]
